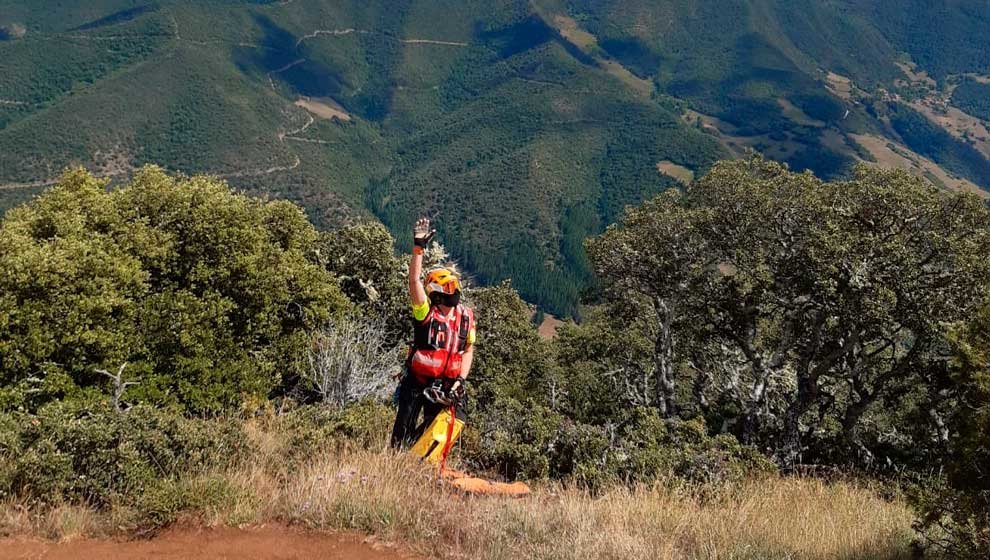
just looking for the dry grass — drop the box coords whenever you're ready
[825,72,854,101]
[910,99,990,159]
[0,501,103,541]
[0,422,916,559]
[536,314,566,339]
[657,161,696,185]
[294,97,351,122]
[851,133,988,199]
[895,61,936,89]
[260,451,914,560]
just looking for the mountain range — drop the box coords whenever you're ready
[2,0,989,316]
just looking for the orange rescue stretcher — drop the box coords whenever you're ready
[410,407,531,497]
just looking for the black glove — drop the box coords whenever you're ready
[448,379,466,401]
[413,217,436,248]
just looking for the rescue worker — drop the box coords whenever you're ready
[389,217,476,449]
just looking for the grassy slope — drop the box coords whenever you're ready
[558,0,990,190]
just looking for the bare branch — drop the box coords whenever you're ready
[95,362,136,412]
[300,317,401,406]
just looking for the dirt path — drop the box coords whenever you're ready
[400,39,467,46]
[0,525,419,560]
[223,155,302,178]
[294,28,467,49]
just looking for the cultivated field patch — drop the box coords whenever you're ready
[295,97,351,121]
[825,72,853,101]
[656,160,694,184]
[851,133,988,198]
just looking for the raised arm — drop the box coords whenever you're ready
[409,217,434,307]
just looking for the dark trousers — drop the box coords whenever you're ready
[389,374,467,449]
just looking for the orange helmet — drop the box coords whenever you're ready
[424,268,461,295]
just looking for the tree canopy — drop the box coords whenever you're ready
[914,304,990,557]
[587,158,990,467]
[0,166,349,413]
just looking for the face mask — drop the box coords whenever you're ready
[430,291,461,307]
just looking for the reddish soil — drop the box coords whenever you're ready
[0,525,420,560]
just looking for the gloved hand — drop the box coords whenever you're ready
[448,379,466,401]
[413,217,436,248]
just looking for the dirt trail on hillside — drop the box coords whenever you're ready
[0,525,420,560]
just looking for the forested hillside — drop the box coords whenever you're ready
[2,0,990,315]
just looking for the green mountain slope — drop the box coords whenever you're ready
[2,0,989,315]
[0,0,725,316]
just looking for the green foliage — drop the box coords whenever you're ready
[791,94,846,123]
[277,401,394,462]
[952,80,990,122]
[319,222,408,343]
[4,6,990,535]
[463,399,773,488]
[0,166,350,413]
[914,305,990,558]
[0,401,250,515]
[0,400,397,530]
[4,0,990,315]
[457,281,772,488]
[0,12,166,123]
[863,1,990,79]
[586,157,990,469]
[465,282,558,409]
[368,23,724,316]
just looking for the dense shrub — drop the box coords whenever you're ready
[319,223,409,344]
[792,93,846,123]
[585,158,990,469]
[466,282,559,410]
[0,402,250,514]
[464,401,773,488]
[455,280,773,488]
[0,167,350,414]
[951,79,990,121]
[276,401,395,463]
